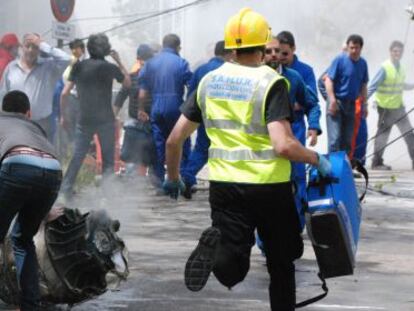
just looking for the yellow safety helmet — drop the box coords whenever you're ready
[224,8,272,49]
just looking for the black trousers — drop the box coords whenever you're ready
[209,181,303,311]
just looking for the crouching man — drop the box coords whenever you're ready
[0,90,62,311]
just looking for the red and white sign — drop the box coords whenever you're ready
[50,0,75,23]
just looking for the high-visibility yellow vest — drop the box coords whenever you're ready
[375,60,406,109]
[197,62,291,184]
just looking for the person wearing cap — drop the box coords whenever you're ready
[0,33,19,80]
[163,8,331,310]
[0,90,62,311]
[0,33,70,140]
[113,44,157,180]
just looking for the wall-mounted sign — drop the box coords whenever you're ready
[50,0,75,23]
[52,21,75,41]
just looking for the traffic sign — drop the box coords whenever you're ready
[50,0,75,23]
[52,21,75,41]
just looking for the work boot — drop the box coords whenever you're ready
[181,182,193,199]
[185,227,221,291]
[371,164,392,171]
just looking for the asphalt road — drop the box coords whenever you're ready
[1,170,413,311]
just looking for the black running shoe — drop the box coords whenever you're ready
[184,227,221,291]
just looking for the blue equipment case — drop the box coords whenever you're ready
[306,151,366,278]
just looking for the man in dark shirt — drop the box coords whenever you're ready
[60,33,130,200]
[0,90,62,310]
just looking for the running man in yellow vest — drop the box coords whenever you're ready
[163,8,331,310]
[368,40,414,170]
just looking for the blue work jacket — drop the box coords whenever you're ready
[139,47,192,110]
[188,57,224,95]
[289,54,317,95]
[282,66,321,142]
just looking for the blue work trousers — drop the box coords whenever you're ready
[61,121,115,195]
[0,158,61,311]
[327,100,356,154]
[181,124,209,187]
[151,103,190,183]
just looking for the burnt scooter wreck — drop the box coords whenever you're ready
[0,208,129,309]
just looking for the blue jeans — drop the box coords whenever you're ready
[0,156,62,310]
[121,124,157,167]
[61,121,115,195]
[327,99,356,154]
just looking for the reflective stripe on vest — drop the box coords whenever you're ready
[197,62,291,184]
[209,148,277,161]
[375,60,405,109]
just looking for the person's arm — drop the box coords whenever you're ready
[367,67,385,99]
[325,77,337,115]
[60,81,75,128]
[403,82,414,90]
[182,59,193,89]
[268,120,318,165]
[302,86,321,146]
[113,85,129,117]
[137,63,150,121]
[0,65,10,104]
[318,73,328,100]
[166,115,199,180]
[39,41,71,62]
[265,79,330,175]
[326,57,341,116]
[138,88,150,121]
[110,50,131,88]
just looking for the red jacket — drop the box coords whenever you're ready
[0,48,14,81]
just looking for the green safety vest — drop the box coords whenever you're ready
[375,60,406,109]
[197,62,291,184]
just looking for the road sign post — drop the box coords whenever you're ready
[50,0,75,47]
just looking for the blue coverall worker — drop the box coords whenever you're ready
[180,41,233,190]
[138,34,192,185]
[264,37,321,229]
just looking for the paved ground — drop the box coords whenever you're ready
[1,170,414,311]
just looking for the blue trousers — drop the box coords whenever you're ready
[61,121,115,195]
[151,105,190,184]
[0,156,61,310]
[181,124,209,187]
[327,100,356,154]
